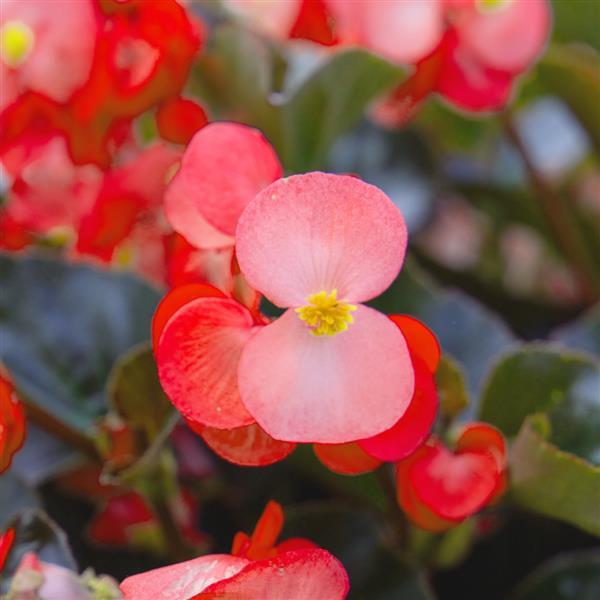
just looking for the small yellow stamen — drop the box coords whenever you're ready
[295,289,357,337]
[1,20,34,68]
[476,0,513,13]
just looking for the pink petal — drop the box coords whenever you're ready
[358,355,437,462]
[223,0,301,39]
[120,554,250,600]
[165,122,282,245]
[236,172,407,307]
[165,167,235,250]
[156,297,256,429]
[197,549,349,600]
[238,305,414,443]
[457,0,550,74]
[327,0,443,64]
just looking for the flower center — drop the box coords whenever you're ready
[295,290,357,337]
[0,20,35,68]
[476,0,513,13]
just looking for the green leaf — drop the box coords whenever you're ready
[0,254,160,434]
[551,0,600,52]
[107,343,172,441]
[512,549,600,600]
[435,355,470,420]
[537,44,600,152]
[510,414,600,536]
[479,345,600,464]
[280,49,404,171]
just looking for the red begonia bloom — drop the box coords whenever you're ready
[0,364,26,474]
[165,122,282,250]
[120,501,349,600]
[396,422,507,532]
[0,528,15,573]
[235,173,413,443]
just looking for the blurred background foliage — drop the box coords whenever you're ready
[1,1,598,599]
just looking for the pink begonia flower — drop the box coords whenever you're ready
[165,122,282,250]
[326,0,443,64]
[0,0,96,110]
[235,172,414,443]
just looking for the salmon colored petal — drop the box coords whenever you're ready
[457,0,550,74]
[189,421,296,467]
[238,305,414,443]
[391,315,441,374]
[455,422,506,470]
[406,441,500,521]
[358,355,437,462]
[120,554,250,600]
[313,442,381,475]
[236,172,407,307]
[245,500,284,560]
[165,167,235,250]
[275,538,319,553]
[152,284,226,350]
[156,97,208,145]
[165,122,282,244]
[157,297,256,429]
[196,549,349,600]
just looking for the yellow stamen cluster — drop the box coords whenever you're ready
[296,290,357,337]
[476,0,513,13]
[1,21,35,68]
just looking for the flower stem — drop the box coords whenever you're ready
[500,111,599,303]
[376,465,408,549]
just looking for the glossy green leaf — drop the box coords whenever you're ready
[551,0,600,52]
[0,255,160,434]
[479,345,600,464]
[510,414,600,536]
[512,549,600,600]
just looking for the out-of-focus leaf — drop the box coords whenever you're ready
[193,25,404,172]
[436,355,470,420]
[479,345,600,464]
[283,503,435,600]
[511,549,600,600]
[0,472,40,529]
[551,0,600,52]
[328,122,435,233]
[0,254,160,434]
[537,44,600,152]
[551,306,600,356]
[107,343,172,441]
[370,261,515,408]
[510,414,600,537]
[430,519,476,570]
[280,50,404,171]
[0,509,76,593]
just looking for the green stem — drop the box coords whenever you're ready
[376,465,408,550]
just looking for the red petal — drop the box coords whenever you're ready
[0,365,26,474]
[313,442,382,476]
[244,500,284,560]
[390,315,441,374]
[156,97,209,145]
[196,549,349,600]
[157,297,256,429]
[358,355,437,462]
[152,284,227,350]
[189,420,296,467]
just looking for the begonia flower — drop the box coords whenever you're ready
[0,528,15,572]
[156,96,209,146]
[0,363,26,474]
[164,122,282,251]
[120,501,349,600]
[396,422,507,532]
[375,0,551,123]
[0,0,96,110]
[235,172,414,443]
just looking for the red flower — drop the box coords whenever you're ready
[120,501,349,600]
[395,422,507,532]
[0,528,15,574]
[0,364,26,474]
[156,96,209,146]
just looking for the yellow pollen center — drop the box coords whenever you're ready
[476,0,513,13]
[295,290,357,337]
[1,20,34,67]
